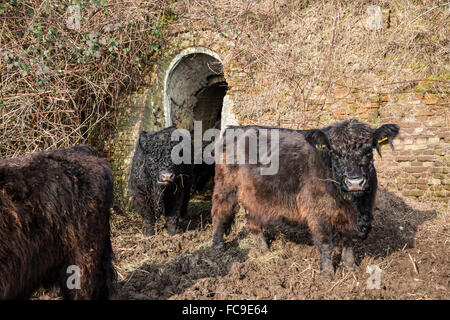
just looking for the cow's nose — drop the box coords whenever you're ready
[159,172,175,182]
[344,175,366,191]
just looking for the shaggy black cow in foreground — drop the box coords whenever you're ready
[130,126,198,236]
[320,119,399,239]
[212,120,399,276]
[0,146,115,299]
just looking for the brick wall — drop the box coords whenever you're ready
[247,86,449,201]
[107,25,448,203]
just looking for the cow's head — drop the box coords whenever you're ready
[320,120,399,197]
[138,127,186,187]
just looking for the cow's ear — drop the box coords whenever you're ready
[304,129,331,151]
[138,131,149,151]
[373,124,399,157]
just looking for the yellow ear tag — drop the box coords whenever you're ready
[378,137,388,144]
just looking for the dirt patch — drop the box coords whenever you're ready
[107,188,448,300]
[32,188,447,300]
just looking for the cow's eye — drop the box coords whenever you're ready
[360,155,373,165]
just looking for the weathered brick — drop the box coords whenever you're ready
[417,184,428,190]
[428,136,440,144]
[357,108,368,114]
[430,167,444,173]
[427,178,441,185]
[397,155,416,162]
[397,178,417,184]
[417,155,435,162]
[432,191,447,197]
[403,166,428,173]
[402,190,424,197]
[411,144,427,150]
[421,149,436,155]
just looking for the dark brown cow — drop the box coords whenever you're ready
[211,126,363,276]
[0,146,115,299]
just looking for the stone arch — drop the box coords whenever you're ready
[163,47,227,133]
[109,42,239,203]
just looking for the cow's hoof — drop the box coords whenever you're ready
[341,247,355,268]
[343,265,355,273]
[320,263,334,279]
[321,269,334,280]
[167,226,177,236]
[212,240,225,250]
[255,241,269,253]
[252,233,269,253]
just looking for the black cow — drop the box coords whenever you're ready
[211,120,398,276]
[129,126,196,236]
[319,119,399,239]
[0,146,115,299]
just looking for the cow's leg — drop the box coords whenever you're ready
[61,232,114,300]
[164,188,184,236]
[355,192,376,240]
[341,237,355,269]
[141,209,156,237]
[60,256,96,300]
[180,178,192,218]
[211,185,237,249]
[307,217,334,278]
[133,196,156,237]
[248,219,269,253]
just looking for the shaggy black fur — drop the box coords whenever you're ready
[211,120,399,276]
[0,146,115,300]
[211,125,361,276]
[320,119,399,239]
[129,126,195,236]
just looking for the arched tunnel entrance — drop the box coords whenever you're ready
[164,49,228,133]
[109,46,238,204]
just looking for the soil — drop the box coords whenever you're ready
[109,187,448,300]
[35,187,449,300]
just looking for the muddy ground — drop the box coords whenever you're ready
[108,187,448,300]
[35,187,448,300]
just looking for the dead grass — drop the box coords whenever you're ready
[107,188,449,300]
[2,1,448,159]
[174,0,449,125]
[31,187,448,300]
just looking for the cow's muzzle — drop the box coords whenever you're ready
[157,172,175,185]
[343,175,366,192]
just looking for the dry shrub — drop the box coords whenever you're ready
[174,0,449,126]
[0,0,172,157]
[1,1,449,158]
